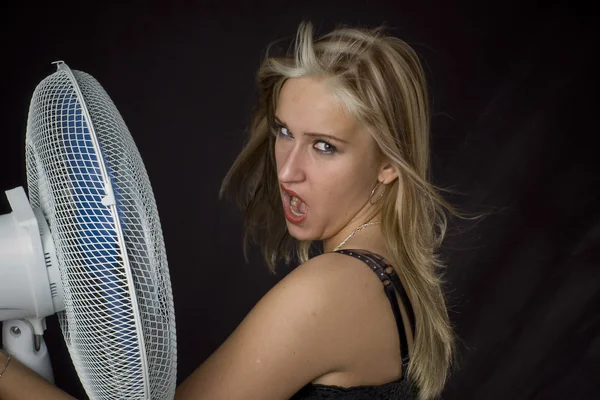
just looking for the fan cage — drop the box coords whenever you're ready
[25,63,177,399]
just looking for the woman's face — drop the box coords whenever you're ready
[273,76,392,248]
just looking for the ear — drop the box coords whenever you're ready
[377,161,398,185]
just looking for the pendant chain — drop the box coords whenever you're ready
[333,221,382,252]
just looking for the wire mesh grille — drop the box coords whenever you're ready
[25,63,177,399]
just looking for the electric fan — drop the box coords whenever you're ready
[0,61,177,399]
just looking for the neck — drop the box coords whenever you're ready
[323,216,382,253]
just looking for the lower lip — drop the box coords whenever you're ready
[282,193,307,224]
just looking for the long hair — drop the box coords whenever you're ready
[221,21,468,400]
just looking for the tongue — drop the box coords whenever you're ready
[297,198,308,214]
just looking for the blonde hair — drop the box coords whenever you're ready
[221,21,471,400]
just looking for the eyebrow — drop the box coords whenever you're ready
[274,116,349,144]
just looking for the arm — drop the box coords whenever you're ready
[175,254,354,400]
[0,350,77,400]
[0,254,355,400]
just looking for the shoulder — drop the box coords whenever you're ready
[283,251,382,299]
[249,251,382,345]
[175,252,382,400]
[267,252,386,324]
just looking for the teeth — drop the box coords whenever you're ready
[290,196,305,217]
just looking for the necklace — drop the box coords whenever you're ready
[333,221,381,252]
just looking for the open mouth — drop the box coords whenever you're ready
[281,185,308,222]
[288,193,308,216]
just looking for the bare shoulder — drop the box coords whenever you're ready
[287,251,384,297]
[271,251,388,325]
[175,252,382,400]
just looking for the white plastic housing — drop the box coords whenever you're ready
[0,187,64,324]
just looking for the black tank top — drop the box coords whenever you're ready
[290,249,418,399]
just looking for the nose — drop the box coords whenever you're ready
[276,141,306,184]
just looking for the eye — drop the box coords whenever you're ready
[273,123,293,139]
[314,140,337,154]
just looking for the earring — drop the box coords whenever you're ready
[369,181,386,205]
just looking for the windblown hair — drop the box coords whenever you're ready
[221,21,466,400]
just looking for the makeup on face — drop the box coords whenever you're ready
[273,76,380,241]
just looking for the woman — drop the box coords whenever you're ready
[179,20,458,400]
[0,22,459,400]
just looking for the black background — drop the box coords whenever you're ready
[1,1,598,399]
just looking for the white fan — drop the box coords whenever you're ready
[0,61,177,399]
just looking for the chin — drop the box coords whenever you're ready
[285,222,317,242]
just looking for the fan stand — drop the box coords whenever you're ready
[2,318,54,383]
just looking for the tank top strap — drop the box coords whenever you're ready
[357,250,416,336]
[335,249,415,370]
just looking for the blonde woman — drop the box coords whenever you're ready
[0,21,461,400]
[178,21,460,400]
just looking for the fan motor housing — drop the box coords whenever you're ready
[0,187,63,326]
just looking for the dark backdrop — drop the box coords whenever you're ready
[1,1,598,399]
